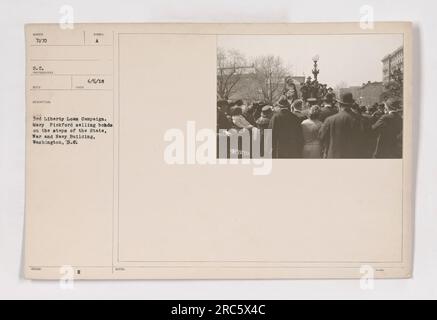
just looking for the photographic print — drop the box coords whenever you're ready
[217,34,404,159]
[24,23,412,280]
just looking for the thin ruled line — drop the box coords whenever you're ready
[30,74,113,76]
[119,260,404,264]
[117,33,121,263]
[29,88,113,91]
[30,266,111,269]
[29,265,406,270]
[30,44,113,47]
[112,30,115,274]
[117,32,403,36]
[401,34,406,263]
[30,58,101,61]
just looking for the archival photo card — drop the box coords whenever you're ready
[24,23,413,280]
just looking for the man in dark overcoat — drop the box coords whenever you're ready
[372,98,403,159]
[319,93,361,158]
[269,96,303,159]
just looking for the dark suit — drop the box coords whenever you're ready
[269,108,303,158]
[320,109,361,159]
[372,112,403,159]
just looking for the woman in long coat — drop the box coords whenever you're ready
[301,105,323,158]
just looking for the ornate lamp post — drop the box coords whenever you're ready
[312,55,320,81]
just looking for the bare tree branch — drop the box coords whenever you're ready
[217,48,248,100]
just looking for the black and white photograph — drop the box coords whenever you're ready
[217,34,404,159]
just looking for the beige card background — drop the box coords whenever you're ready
[25,23,413,279]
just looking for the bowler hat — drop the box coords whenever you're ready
[336,92,355,106]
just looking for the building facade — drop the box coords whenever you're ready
[340,81,384,106]
[382,46,404,84]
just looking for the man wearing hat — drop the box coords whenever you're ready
[372,98,403,158]
[320,84,328,98]
[300,77,313,101]
[255,106,273,157]
[373,103,386,121]
[256,105,273,130]
[319,92,361,158]
[269,96,303,158]
[320,93,338,122]
[291,99,308,123]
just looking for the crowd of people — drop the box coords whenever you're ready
[217,91,403,159]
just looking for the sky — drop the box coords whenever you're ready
[218,34,403,87]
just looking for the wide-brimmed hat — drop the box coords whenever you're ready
[336,92,355,106]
